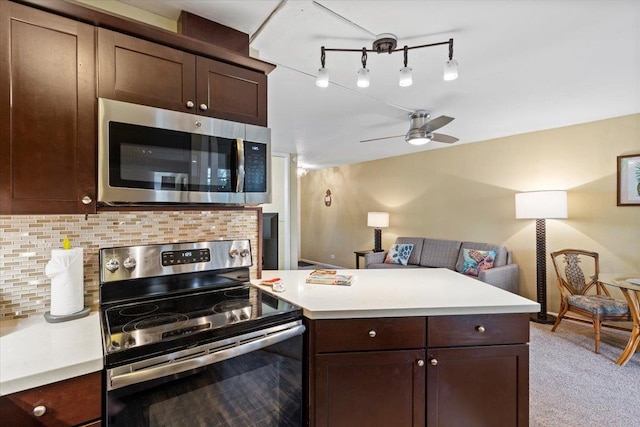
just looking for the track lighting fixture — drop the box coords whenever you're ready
[316,34,458,88]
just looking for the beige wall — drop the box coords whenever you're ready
[300,114,640,312]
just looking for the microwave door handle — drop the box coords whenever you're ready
[236,138,245,192]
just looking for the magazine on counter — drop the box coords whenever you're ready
[305,269,354,286]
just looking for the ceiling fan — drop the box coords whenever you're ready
[360,111,459,145]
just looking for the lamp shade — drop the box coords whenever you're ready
[367,212,389,228]
[515,191,568,219]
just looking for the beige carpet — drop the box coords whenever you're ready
[529,319,639,427]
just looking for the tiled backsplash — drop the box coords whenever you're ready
[0,210,259,321]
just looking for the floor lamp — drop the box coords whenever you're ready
[367,212,389,253]
[515,191,568,324]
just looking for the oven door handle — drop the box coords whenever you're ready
[108,324,305,391]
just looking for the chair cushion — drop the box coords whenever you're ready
[384,244,414,265]
[459,248,497,277]
[568,295,630,315]
[419,238,462,269]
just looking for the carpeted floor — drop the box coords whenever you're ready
[529,319,639,427]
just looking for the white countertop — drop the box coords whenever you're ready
[254,268,540,319]
[0,312,103,396]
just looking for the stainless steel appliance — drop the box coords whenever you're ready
[98,98,271,205]
[99,240,303,426]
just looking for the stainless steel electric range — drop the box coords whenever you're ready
[99,240,304,427]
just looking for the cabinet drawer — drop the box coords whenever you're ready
[314,317,426,353]
[2,371,101,426]
[428,313,529,347]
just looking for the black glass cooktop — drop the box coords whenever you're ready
[101,285,300,366]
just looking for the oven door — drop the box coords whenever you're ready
[104,321,305,427]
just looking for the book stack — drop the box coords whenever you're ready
[305,269,354,286]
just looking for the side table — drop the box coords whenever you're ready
[354,250,373,269]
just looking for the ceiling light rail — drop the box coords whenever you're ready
[316,35,459,88]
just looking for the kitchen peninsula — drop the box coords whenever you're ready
[255,268,539,427]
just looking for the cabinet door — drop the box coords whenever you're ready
[97,28,197,113]
[0,372,101,427]
[0,2,96,214]
[314,349,425,427]
[196,57,267,126]
[426,344,529,427]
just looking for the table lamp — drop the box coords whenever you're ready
[367,212,389,253]
[515,190,568,324]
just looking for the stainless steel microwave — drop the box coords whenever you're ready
[98,98,271,205]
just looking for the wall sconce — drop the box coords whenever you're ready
[367,212,389,252]
[316,34,458,88]
[324,190,332,207]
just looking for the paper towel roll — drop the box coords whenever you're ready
[45,248,84,316]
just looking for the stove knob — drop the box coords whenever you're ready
[229,249,239,258]
[240,249,249,258]
[105,258,120,273]
[123,257,137,270]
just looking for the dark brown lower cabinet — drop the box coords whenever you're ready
[315,349,426,427]
[307,313,530,427]
[426,344,529,427]
[0,371,101,426]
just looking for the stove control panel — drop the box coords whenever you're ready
[99,240,252,283]
[161,249,211,266]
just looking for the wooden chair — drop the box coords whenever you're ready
[550,249,631,353]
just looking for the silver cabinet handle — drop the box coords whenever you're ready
[368,330,377,338]
[186,100,194,108]
[199,103,208,111]
[33,405,46,417]
[417,359,425,367]
[81,196,92,205]
[476,325,486,333]
[430,358,438,366]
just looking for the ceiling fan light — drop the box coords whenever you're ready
[399,66,412,87]
[444,59,459,81]
[357,67,370,88]
[316,67,329,87]
[405,129,433,145]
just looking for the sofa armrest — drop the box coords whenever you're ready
[478,264,519,294]
[364,251,387,268]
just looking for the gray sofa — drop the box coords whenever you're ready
[364,237,519,293]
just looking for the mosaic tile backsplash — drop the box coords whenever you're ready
[0,210,259,321]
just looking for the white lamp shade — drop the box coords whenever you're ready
[316,67,329,87]
[515,191,568,219]
[367,212,389,228]
[444,59,459,81]
[357,67,370,87]
[399,66,412,87]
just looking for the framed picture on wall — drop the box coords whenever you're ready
[617,154,640,206]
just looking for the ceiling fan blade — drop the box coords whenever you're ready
[421,115,455,132]
[359,135,404,143]
[431,133,459,144]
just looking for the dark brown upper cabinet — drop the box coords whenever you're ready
[0,2,97,215]
[98,28,267,127]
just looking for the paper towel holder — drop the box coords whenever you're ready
[44,307,91,323]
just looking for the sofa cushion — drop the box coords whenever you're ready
[395,237,424,265]
[368,262,422,269]
[419,238,462,269]
[459,248,497,277]
[456,241,508,272]
[385,243,414,265]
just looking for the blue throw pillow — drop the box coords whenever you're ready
[384,244,414,265]
[460,248,497,276]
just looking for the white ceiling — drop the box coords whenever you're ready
[120,0,640,170]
